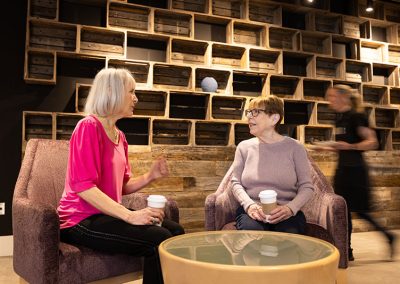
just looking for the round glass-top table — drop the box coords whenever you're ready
[159,231,339,284]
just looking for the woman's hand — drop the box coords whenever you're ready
[246,204,266,222]
[268,206,293,224]
[125,207,165,225]
[149,157,169,181]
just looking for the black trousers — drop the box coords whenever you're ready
[235,206,307,235]
[60,214,184,284]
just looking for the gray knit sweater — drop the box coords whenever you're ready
[231,137,315,215]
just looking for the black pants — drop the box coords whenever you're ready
[235,206,307,235]
[60,214,184,284]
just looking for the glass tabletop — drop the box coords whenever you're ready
[161,231,336,266]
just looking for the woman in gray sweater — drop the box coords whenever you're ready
[232,96,314,234]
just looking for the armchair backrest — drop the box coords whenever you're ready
[15,139,69,208]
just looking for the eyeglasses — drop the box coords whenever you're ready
[245,109,266,118]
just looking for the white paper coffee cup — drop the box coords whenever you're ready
[258,190,278,222]
[147,195,167,226]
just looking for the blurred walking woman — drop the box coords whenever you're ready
[325,85,395,261]
[57,68,184,284]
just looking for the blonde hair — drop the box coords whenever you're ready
[331,84,364,113]
[248,95,284,126]
[84,68,135,116]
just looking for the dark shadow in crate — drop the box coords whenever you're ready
[195,68,230,92]
[154,10,192,37]
[301,0,329,10]
[30,0,57,19]
[332,36,359,60]
[75,84,91,113]
[345,61,371,83]
[212,97,245,120]
[24,113,53,140]
[127,0,167,9]
[282,9,306,30]
[249,2,280,24]
[233,22,264,46]
[391,131,400,150]
[284,101,313,125]
[249,49,280,73]
[301,32,331,55]
[375,129,390,151]
[80,27,125,56]
[59,0,106,27]
[362,85,388,105]
[270,75,299,99]
[152,120,190,145]
[283,52,312,77]
[305,127,333,144]
[194,15,229,43]
[234,123,253,145]
[56,114,84,140]
[372,63,396,86]
[212,44,245,68]
[57,55,105,78]
[127,32,168,62]
[386,5,400,23]
[316,57,343,79]
[330,1,357,16]
[108,2,150,32]
[315,13,341,34]
[269,27,299,51]
[169,92,208,119]
[116,117,150,145]
[134,90,166,116]
[154,64,191,87]
[390,88,400,105]
[27,51,55,81]
[303,79,331,101]
[108,60,150,84]
[375,108,398,128]
[233,72,266,97]
[212,0,243,19]
[195,122,230,146]
[317,104,336,125]
[172,0,208,13]
[388,45,400,64]
[277,124,297,139]
[172,39,208,65]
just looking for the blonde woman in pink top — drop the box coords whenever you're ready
[57,68,184,284]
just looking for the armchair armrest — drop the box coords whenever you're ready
[204,193,218,230]
[12,197,60,283]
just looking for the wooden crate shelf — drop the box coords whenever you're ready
[269,27,299,51]
[59,0,106,27]
[75,83,91,113]
[23,112,53,141]
[388,45,400,64]
[29,0,57,20]
[360,41,385,62]
[385,5,400,23]
[171,0,208,13]
[79,27,124,56]
[358,0,384,20]
[375,129,391,150]
[212,0,243,19]
[375,108,398,128]
[304,126,333,144]
[362,85,388,105]
[134,90,167,116]
[284,101,313,125]
[116,117,150,145]
[332,35,359,60]
[211,96,245,120]
[283,52,313,77]
[316,103,335,125]
[372,63,397,86]
[301,0,329,10]
[232,71,267,97]
[316,56,343,79]
[108,59,150,84]
[108,2,150,32]
[212,44,245,68]
[301,32,331,55]
[343,18,370,39]
[127,32,168,62]
[391,131,400,150]
[195,68,230,92]
[390,87,400,105]
[269,75,300,99]
[282,8,306,30]
[195,122,230,146]
[56,113,84,140]
[233,22,265,47]
[249,1,281,25]
[154,9,192,37]
[345,60,371,82]
[371,23,397,43]
[153,64,192,87]
[29,19,77,52]
[152,119,191,145]
[172,39,208,65]
[315,13,341,34]
[25,50,56,84]
[234,123,253,145]
[194,14,230,43]
[278,124,298,140]
[169,92,208,119]
[303,79,331,101]
[249,49,280,73]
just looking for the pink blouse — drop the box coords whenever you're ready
[58,115,132,229]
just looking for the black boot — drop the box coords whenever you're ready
[348,248,354,261]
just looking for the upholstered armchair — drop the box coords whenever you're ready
[204,154,348,269]
[13,139,179,284]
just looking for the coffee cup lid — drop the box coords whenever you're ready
[147,195,167,202]
[258,190,277,199]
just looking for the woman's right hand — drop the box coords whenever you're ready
[125,207,165,225]
[246,204,266,222]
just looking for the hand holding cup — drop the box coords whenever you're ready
[147,194,167,226]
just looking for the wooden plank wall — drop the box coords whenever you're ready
[129,146,400,233]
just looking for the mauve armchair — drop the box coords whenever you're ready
[13,139,179,284]
[204,154,349,269]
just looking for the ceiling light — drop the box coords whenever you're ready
[366,0,374,12]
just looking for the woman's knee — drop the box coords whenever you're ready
[236,215,264,231]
